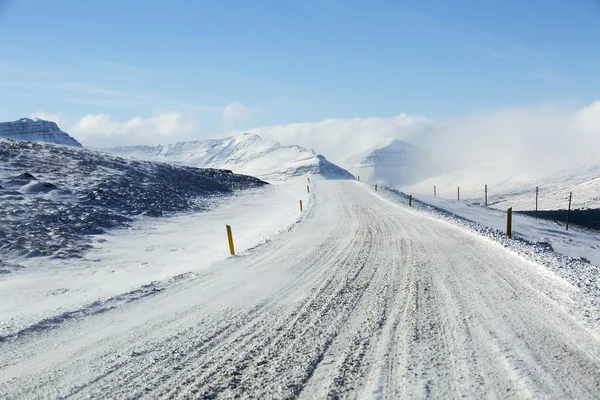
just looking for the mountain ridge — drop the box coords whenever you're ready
[0,118,82,147]
[104,133,352,181]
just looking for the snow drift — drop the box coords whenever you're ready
[0,139,266,261]
[0,118,82,147]
[104,133,353,181]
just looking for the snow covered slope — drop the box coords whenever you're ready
[0,118,82,147]
[105,133,353,181]
[405,166,538,203]
[490,156,600,210]
[406,156,600,211]
[339,138,433,186]
[0,139,266,263]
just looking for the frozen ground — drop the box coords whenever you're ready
[0,139,265,262]
[1,180,599,398]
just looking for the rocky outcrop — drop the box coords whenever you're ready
[0,118,82,147]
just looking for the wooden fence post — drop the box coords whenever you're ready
[506,208,513,238]
[566,192,572,231]
[485,184,488,207]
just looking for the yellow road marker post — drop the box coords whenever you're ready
[226,225,235,255]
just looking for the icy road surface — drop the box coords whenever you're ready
[1,180,599,399]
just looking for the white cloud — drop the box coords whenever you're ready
[31,100,600,183]
[67,112,200,148]
[246,113,432,161]
[222,101,251,130]
[243,102,600,179]
[576,100,600,131]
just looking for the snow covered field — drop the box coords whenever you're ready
[1,180,599,398]
[405,155,600,211]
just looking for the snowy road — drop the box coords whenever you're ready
[1,180,599,399]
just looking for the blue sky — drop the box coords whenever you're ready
[0,0,599,148]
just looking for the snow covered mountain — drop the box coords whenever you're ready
[339,138,434,186]
[0,118,82,147]
[104,133,353,181]
[0,139,265,262]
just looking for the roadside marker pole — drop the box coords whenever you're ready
[375,184,378,191]
[226,225,235,255]
[566,192,572,231]
[409,195,413,207]
[506,208,513,238]
[458,186,460,201]
[434,186,436,197]
[299,199,303,212]
[536,186,539,212]
[358,176,360,182]
[307,177,310,183]
[307,185,310,194]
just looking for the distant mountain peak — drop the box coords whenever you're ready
[340,138,434,186]
[377,137,420,150]
[0,118,82,147]
[104,133,353,181]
